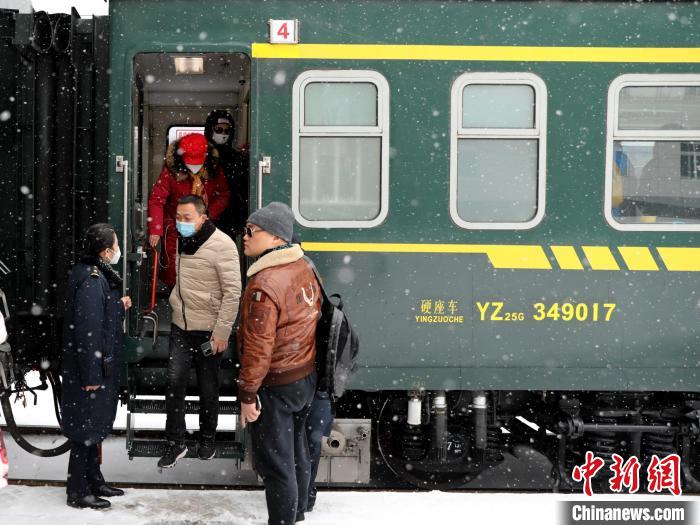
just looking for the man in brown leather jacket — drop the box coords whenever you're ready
[237,202,320,525]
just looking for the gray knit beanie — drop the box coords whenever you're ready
[247,202,294,242]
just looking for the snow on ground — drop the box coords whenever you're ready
[5,485,692,525]
[2,485,697,525]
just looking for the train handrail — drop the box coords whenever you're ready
[139,246,160,347]
[148,248,160,313]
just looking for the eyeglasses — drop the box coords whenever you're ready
[213,125,230,134]
[244,226,262,237]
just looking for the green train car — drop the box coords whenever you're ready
[0,0,698,490]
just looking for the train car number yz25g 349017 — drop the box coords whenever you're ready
[475,302,617,322]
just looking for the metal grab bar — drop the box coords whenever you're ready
[257,155,271,209]
[122,159,129,296]
[122,160,129,334]
[138,246,160,348]
[148,248,159,312]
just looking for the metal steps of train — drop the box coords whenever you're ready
[126,398,245,460]
[128,397,240,415]
[128,437,245,460]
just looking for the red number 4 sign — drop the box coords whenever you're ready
[269,20,299,44]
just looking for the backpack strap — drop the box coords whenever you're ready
[303,256,331,304]
[329,293,343,310]
[304,257,344,310]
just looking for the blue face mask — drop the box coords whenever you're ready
[176,221,197,238]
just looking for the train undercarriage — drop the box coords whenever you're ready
[363,389,700,491]
[3,342,700,493]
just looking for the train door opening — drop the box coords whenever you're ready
[130,52,251,352]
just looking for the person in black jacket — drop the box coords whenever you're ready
[204,109,249,236]
[291,232,334,515]
[61,223,132,509]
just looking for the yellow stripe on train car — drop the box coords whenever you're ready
[581,246,620,271]
[618,247,659,271]
[302,242,551,269]
[301,243,700,272]
[551,246,584,271]
[252,43,700,63]
[657,247,700,272]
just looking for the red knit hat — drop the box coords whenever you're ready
[178,133,208,164]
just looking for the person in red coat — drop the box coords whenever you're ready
[148,133,230,287]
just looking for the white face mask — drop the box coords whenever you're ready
[108,247,121,265]
[212,132,230,145]
[186,163,203,174]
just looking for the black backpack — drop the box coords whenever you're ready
[305,257,359,399]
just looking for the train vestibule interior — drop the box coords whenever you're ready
[131,52,251,350]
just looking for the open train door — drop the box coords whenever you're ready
[123,52,251,354]
[121,51,252,463]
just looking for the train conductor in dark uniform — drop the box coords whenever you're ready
[61,223,132,509]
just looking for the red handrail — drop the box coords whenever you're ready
[148,248,159,312]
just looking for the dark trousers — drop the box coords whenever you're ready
[66,440,104,499]
[306,390,333,511]
[251,373,316,525]
[165,324,222,444]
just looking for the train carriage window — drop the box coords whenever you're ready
[304,83,378,126]
[450,73,547,230]
[292,70,389,227]
[462,84,535,129]
[618,86,700,130]
[605,75,700,231]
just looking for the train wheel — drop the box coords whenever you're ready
[376,396,485,490]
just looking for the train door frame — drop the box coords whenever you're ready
[125,52,251,348]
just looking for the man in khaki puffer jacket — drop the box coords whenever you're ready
[237,201,320,525]
[157,195,241,469]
